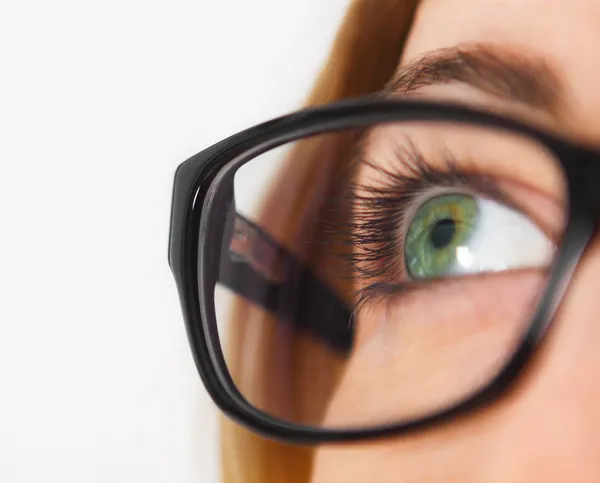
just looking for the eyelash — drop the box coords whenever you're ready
[334,139,508,309]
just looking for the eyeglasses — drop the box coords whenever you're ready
[168,97,600,445]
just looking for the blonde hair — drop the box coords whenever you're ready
[221,1,419,482]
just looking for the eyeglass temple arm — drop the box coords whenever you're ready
[218,212,354,354]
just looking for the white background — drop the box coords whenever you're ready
[0,1,350,482]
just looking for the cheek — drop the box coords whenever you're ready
[312,247,600,483]
[322,271,545,427]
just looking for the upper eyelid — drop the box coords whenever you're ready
[356,142,513,215]
[357,135,545,224]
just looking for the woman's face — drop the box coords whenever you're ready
[312,0,600,481]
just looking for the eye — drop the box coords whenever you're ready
[403,193,555,280]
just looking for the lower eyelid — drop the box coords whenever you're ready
[353,269,548,355]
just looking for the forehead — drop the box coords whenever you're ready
[401,0,600,142]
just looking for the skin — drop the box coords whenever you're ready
[311,0,600,481]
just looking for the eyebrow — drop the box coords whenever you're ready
[384,45,565,116]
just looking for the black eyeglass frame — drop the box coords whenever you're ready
[168,97,600,445]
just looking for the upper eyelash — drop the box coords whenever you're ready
[326,137,508,309]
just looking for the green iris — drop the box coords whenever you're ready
[404,194,479,279]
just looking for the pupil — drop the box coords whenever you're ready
[430,218,456,249]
